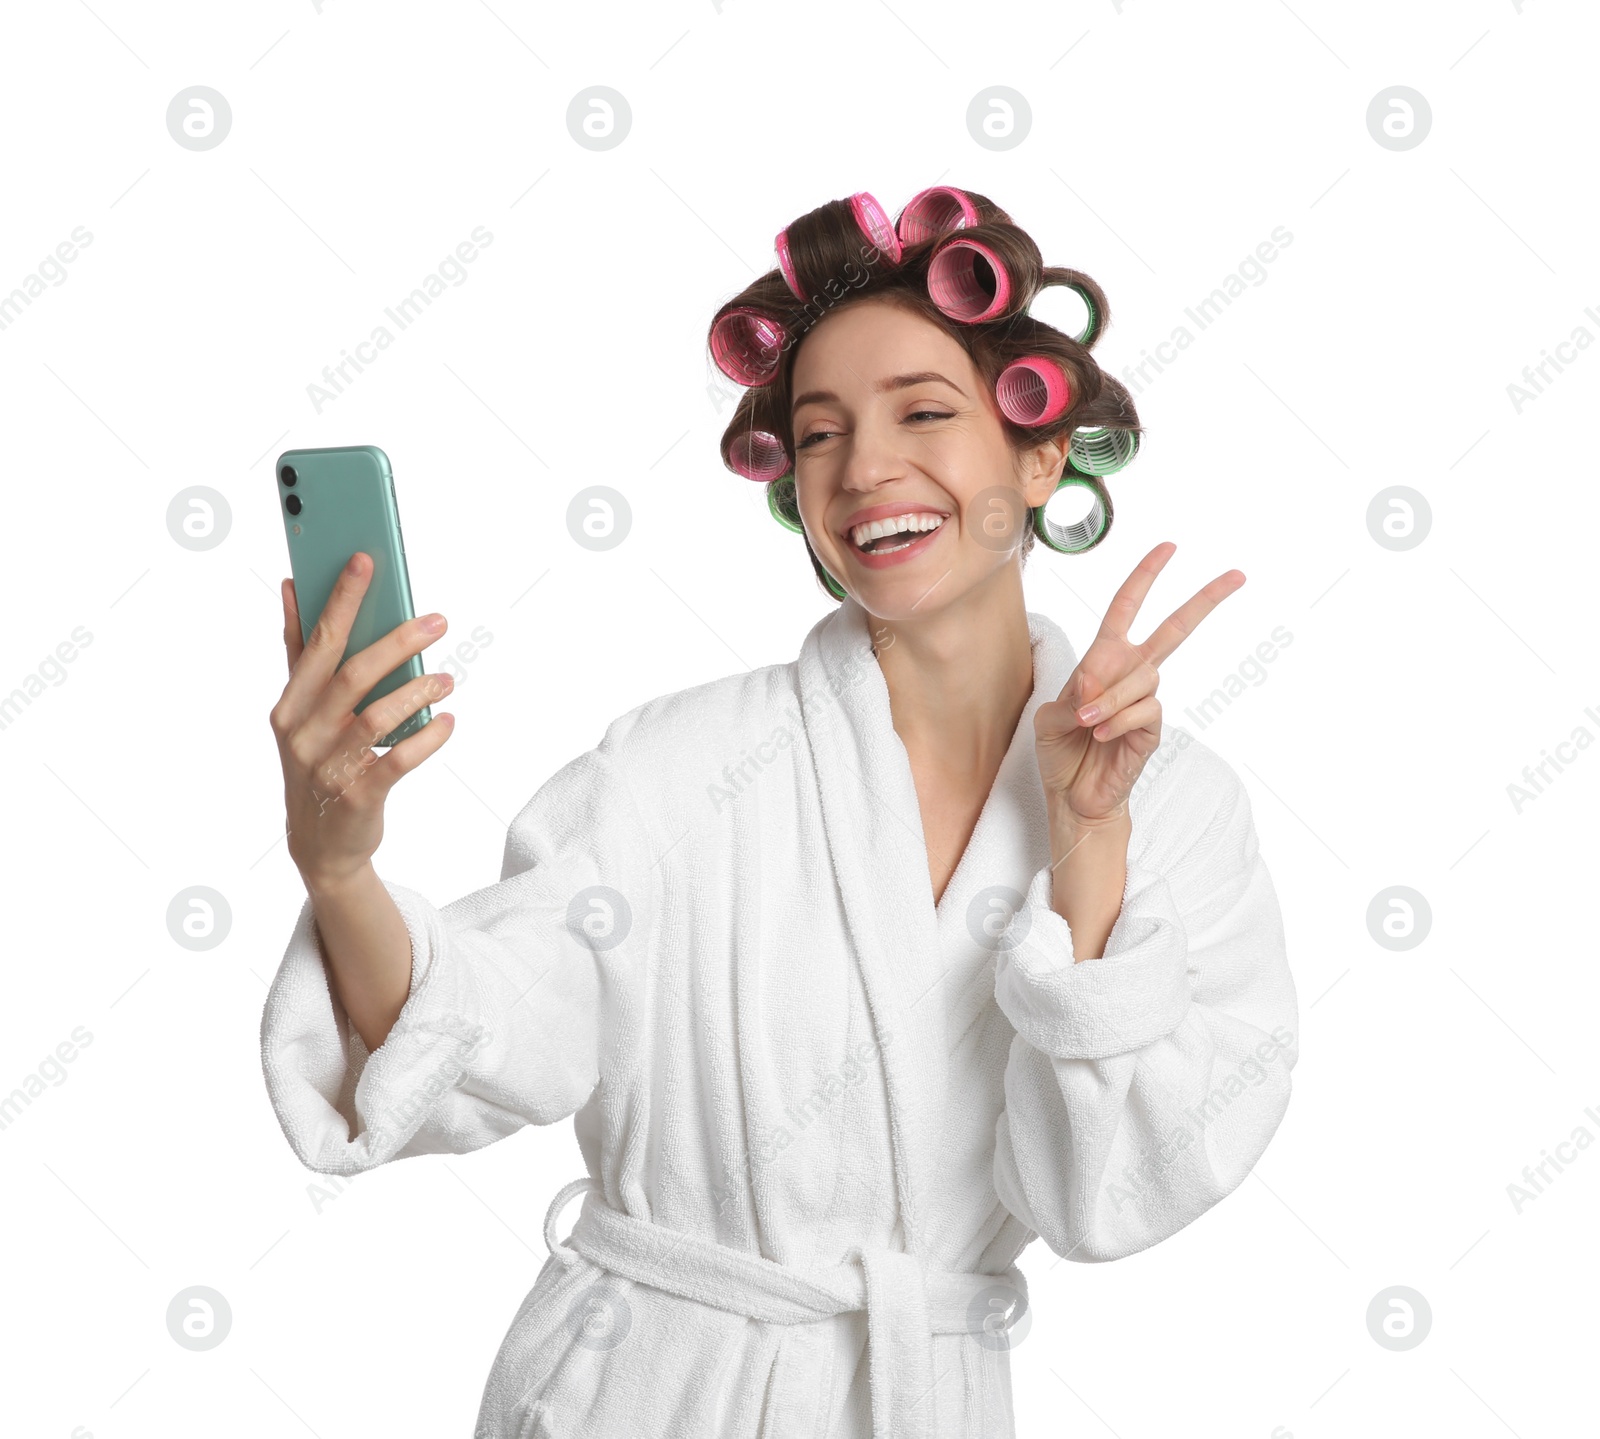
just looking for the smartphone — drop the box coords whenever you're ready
[275,444,430,747]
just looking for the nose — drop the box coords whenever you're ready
[838,409,908,493]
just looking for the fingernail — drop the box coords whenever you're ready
[346,554,362,574]
[422,613,446,632]
[1078,705,1100,724]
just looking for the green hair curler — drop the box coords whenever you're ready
[1032,470,1112,555]
[1066,426,1138,477]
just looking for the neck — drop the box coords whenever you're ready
[865,567,1036,774]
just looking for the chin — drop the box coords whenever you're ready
[852,570,970,618]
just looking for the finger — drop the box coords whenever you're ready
[281,552,376,718]
[307,671,454,800]
[282,578,304,676]
[1095,541,1177,644]
[1088,695,1161,743]
[304,614,448,746]
[1138,568,1247,668]
[1075,655,1158,728]
[339,705,456,798]
[343,670,454,758]
[1068,666,1104,710]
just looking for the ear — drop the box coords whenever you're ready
[1018,435,1070,510]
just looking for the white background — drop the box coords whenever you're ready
[2,1,1594,1435]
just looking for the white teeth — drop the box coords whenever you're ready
[849,512,947,550]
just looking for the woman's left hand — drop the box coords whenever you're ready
[1034,542,1245,824]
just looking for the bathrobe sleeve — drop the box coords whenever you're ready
[259,734,654,1177]
[990,733,1297,1262]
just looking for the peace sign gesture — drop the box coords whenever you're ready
[1033,542,1245,824]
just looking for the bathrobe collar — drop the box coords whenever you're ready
[796,593,1080,1254]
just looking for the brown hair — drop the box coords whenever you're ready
[706,188,1143,601]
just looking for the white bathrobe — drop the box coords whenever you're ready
[260,595,1298,1439]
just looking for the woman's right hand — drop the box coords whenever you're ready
[269,551,456,894]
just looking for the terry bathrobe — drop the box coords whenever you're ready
[260,595,1298,1439]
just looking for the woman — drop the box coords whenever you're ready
[262,185,1297,1438]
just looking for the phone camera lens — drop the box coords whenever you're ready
[285,493,302,515]
[281,466,297,486]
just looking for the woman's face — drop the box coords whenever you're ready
[789,295,1064,620]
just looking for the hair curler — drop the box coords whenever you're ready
[775,191,902,302]
[766,475,847,598]
[995,356,1072,426]
[710,306,786,387]
[1066,426,1139,476]
[1033,473,1112,554]
[1059,281,1101,348]
[849,192,902,263]
[1030,272,1103,349]
[896,185,979,246]
[767,473,805,534]
[726,429,791,483]
[927,237,1012,322]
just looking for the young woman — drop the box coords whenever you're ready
[262,185,1297,1439]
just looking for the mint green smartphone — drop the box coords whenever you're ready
[275,444,430,747]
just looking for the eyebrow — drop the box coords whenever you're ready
[791,371,966,417]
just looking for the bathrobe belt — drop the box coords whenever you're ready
[543,1177,1029,1439]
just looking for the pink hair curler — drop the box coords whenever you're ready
[896,186,979,246]
[848,191,902,264]
[727,429,790,482]
[995,356,1072,425]
[710,306,786,387]
[773,191,902,302]
[927,237,1011,322]
[775,230,802,302]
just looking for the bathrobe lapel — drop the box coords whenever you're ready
[796,596,1080,1256]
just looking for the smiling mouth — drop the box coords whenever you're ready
[847,513,949,554]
